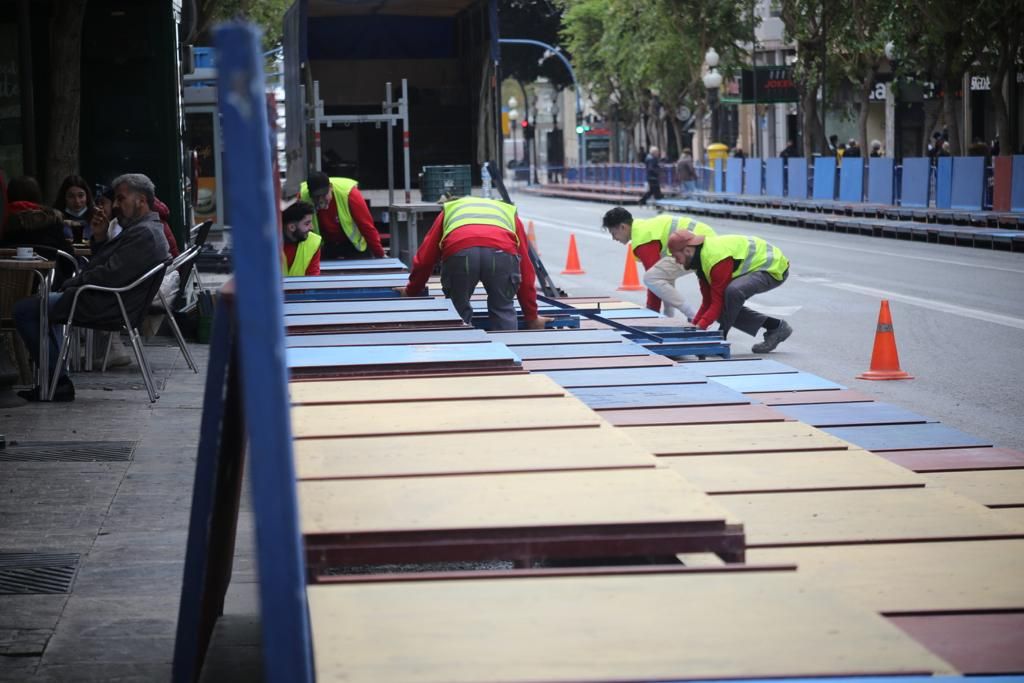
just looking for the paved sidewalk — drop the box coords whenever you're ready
[0,341,261,682]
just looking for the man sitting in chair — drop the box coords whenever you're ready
[13,173,170,402]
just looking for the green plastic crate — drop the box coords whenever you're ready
[420,165,471,202]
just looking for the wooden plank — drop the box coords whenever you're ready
[747,389,876,405]
[600,404,789,426]
[522,354,675,371]
[285,329,489,348]
[774,402,933,427]
[878,447,1024,472]
[286,343,519,373]
[750,540,1024,612]
[284,271,410,284]
[571,383,750,410]
[887,613,1024,674]
[293,425,657,479]
[680,359,800,377]
[307,571,954,682]
[291,396,603,438]
[715,488,1023,547]
[512,342,652,360]
[921,470,1024,507]
[622,421,853,456]
[579,317,685,330]
[290,374,566,405]
[662,449,925,494]
[487,329,627,345]
[284,310,466,331]
[822,423,992,452]
[283,276,410,290]
[713,372,845,393]
[284,298,452,316]
[540,366,705,387]
[994,507,1024,529]
[318,257,407,274]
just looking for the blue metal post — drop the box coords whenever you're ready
[214,22,314,682]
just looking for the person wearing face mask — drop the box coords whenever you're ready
[280,200,321,276]
[54,175,96,242]
[297,171,385,260]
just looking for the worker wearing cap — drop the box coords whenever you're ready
[668,230,793,353]
[403,195,549,331]
[281,200,321,276]
[602,206,716,318]
[298,171,385,260]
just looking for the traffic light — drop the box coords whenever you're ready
[523,123,534,141]
[574,123,592,134]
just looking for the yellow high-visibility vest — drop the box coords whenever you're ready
[282,232,322,276]
[631,214,716,256]
[440,197,518,245]
[697,233,789,282]
[298,177,366,252]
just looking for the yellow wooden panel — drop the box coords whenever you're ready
[290,373,564,405]
[661,449,924,494]
[749,540,1024,613]
[292,396,601,438]
[994,507,1024,530]
[715,488,1022,546]
[299,468,728,535]
[921,470,1024,507]
[622,421,852,456]
[308,571,954,682]
[294,425,657,479]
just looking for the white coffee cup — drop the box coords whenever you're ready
[15,247,34,259]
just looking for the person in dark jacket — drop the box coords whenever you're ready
[13,173,170,401]
[53,174,95,242]
[638,146,663,206]
[1,176,76,286]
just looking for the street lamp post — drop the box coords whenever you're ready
[703,47,723,148]
[508,96,519,168]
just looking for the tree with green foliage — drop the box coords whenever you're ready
[193,0,292,49]
[780,0,831,157]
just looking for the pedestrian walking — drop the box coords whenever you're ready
[675,149,698,195]
[638,146,663,206]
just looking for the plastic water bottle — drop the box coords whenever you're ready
[481,162,492,199]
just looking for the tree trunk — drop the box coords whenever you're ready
[801,88,817,159]
[942,73,961,156]
[45,0,87,200]
[990,70,1010,156]
[857,69,873,156]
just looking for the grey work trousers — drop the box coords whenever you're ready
[441,246,522,331]
[718,269,788,337]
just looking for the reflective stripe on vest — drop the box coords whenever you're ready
[299,177,366,252]
[441,197,518,244]
[633,215,717,256]
[282,232,322,277]
[699,234,788,282]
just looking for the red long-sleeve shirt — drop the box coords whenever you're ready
[693,257,735,329]
[632,240,664,311]
[282,242,321,276]
[405,211,539,320]
[315,187,385,257]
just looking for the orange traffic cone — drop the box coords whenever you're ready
[561,234,585,274]
[527,220,538,252]
[857,300,913,380]
[617,242,645,291]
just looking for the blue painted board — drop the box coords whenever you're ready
[682,359,799,377]
[284,298,451,316]
[812,157,837,200]
[319,257,405,271]
[1012,155,1024,212]
[714,159,724,192]
[284,272,411,284]
[822,423,991,451]
[774,401,933,427]
[935,156,953,209]
[951,156,985,210]
[744,158,763,195]
[541,366,705,387]
[900,158,930,208]
[838,157,864,203]
[867,158,894,205]
[283,279,409,292]
[787,158,808,199]
[765,158,784,197]
[512,342,651,360]
[572,382,750,409]
[594,308,661,319]
[726,158,743,194]
[285,309,465,329]
[286,342,519,370]
[712,372,845,393]
[488,329,625,345]
[285,329,488,347]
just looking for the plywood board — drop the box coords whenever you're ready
[487,329,626,345]
[283,277,410,291]
[298,468,728,535]
[600,404,789,426]
[662,449,924,494]
[293,425,656,479]
[290,373,565,405]
[622,421,853,456]
[579,317,686,330]
[284,310,466,330]
[571,382,750,410]
[285,329,489,347]
[823,423,992,452]
[318,257,407,273]
[713,372,845,393]
[888,613,1024,674]
[307,572,954,683]
[522,354,675,371]
[994,507,1024,530]
[746,389,876,405]
[540,366,705,388]
[748,540,1024,613]
[286,342,519,372]
[680,359,800,377]
[715,488,1022,546]
[512,342,652,360]
[291,396,602,438]
[284,298,452,316]
[284,271,410,284]
[921,470,1024,507]
[775,402,933,427]
[879,447,1024,472]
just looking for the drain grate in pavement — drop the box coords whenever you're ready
[0,553,80,594]
[0,440,137,462]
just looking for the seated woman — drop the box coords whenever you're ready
[1,176,75,287]
[54,174,96,243]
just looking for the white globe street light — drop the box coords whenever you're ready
[703,47,723,145]
[704,47,719,69]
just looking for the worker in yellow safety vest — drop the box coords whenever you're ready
[281,200,322,276]
[602,206,716,319]
[668,230,793,353]
[298,172,385,260]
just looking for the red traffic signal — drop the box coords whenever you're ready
[520,120,529,128]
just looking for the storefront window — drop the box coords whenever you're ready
[0,24,23,182]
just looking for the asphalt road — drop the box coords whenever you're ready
[511,191,1024,451]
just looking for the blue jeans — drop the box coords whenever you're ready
[13,293,67,382]
[681,180,697,193]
